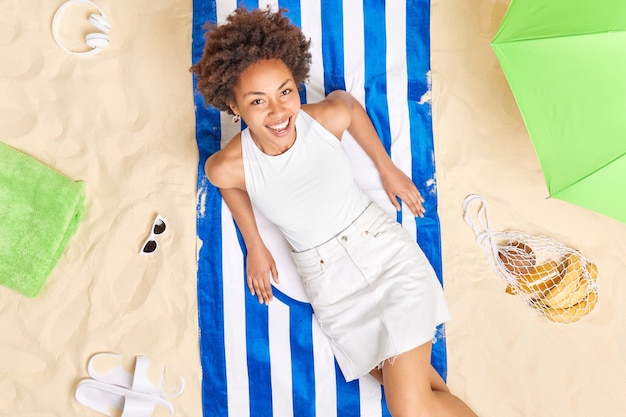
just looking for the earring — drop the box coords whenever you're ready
[232,114,241,123]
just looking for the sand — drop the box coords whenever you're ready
[1,0,625,416]
[434,2,626,415]
[1,1,201,415]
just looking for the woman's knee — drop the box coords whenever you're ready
[381,344,440,417]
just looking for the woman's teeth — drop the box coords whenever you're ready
[268,119,289,131]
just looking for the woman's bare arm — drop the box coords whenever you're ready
[205,139,278,305]
[219,187,278,305]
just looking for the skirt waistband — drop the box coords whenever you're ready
[291,201,391,262]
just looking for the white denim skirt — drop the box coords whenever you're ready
[290,202,450,382]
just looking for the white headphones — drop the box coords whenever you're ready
[52,0,111,56]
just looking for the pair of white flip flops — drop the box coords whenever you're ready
[75,353,185,416]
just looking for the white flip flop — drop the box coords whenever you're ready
[87,353,185,396]
[75,378,174,417]
[75,353,184,416]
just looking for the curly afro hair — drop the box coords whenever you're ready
[190,7,312,115]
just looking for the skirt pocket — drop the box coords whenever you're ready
[360,210,400,239]
[292,252,358,309]
[293,255,325,284]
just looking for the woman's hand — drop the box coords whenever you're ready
[380,165,426,218]
[246,245,279,305]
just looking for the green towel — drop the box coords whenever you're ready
[0,142,85,297]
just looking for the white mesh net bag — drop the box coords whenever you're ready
[462,194,599,324]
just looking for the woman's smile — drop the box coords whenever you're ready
[266,117,290,135]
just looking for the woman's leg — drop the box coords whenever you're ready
[371,361,448,392]
[380,342,478,417]
[370,368,384,384]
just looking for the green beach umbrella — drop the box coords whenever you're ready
[492,0,626,223]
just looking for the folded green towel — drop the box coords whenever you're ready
[0,142,85,297]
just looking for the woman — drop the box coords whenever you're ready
[191,7,478,417]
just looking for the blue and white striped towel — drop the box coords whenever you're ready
[193,1,445,416]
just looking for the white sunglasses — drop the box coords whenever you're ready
[140,214,167,255]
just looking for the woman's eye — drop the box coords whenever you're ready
[251,99,264,105]
[281,89,292,96]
